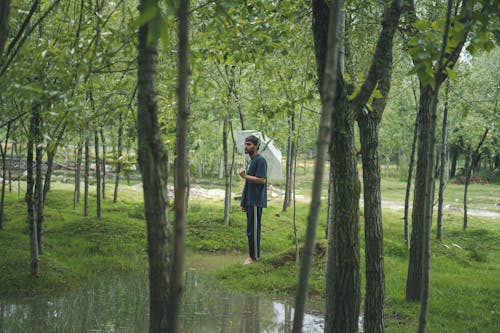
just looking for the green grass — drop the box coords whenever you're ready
[1,181,499,332]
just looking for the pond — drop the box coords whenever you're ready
[0,268,325,332]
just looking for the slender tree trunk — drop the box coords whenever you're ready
[101,128,106,200]
[0,123,10,229]
[137,1,172,330]
[222,114,231,225]
[42,150,55,204]
[463,128,489,230]
[437,80,450,240]
[35,128,44,254]
[84,136,89,217]
[404,87,419,248]
[170,1,190,331]
[283,114,296,212]
[0,0,10,59]
[26,105,39,277]
[463,147,471,230]
[8,141,15,193]
[94,130,101,219]
[114,113,124,203]
[293,0,343,331]
[74,144,82,209]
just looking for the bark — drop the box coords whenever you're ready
[137,0,173,331]
[94,130,101,219]
[113,113,124,203]
[101,128,106,200]
[358,115,385,333]
[84,137,89,217]
[293,0,342,331]
[463,147,471,230]
[437,80,450,240]
[404,86,419,247]
[0,123,10,229]
[0,0,10,59]
[35,128,44,254]
[222,114,230,225]
[463,128,489,230]
[43,124,66,204]
[26,105,39,277]
[283,114,296,212]
[42,150,56,204]
[170,1,190,330]
[8,141,14,193]
[327,90,361,333]
[406,85,438,302]
[74,144,82,209]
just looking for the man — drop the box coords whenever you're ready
[239,135,267,265]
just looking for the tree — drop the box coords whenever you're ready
[136,0,172,329]
[403,0,497,307]
[293,0,342,331]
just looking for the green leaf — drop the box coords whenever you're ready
[372,89,383,99]
[130,6,158,31]
[413,20,431,31]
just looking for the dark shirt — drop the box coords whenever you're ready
[241,154,267,208]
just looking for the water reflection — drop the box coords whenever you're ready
[1,270,324,332]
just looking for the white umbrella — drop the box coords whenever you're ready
[236,130,282,180]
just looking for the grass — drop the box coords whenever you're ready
[1,179,499,332]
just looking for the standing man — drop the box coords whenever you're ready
[239,135,267,265]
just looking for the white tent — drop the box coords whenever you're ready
[236,130,282,179]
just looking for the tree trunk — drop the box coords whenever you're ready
[406,85,438,302]
[463,147,471,230]
[0,122,9,229]
[8,141,15,193]
[84,136,89,217]
[113,113,124,203]
[74,144,82,209]
[283,114,296,212]
[404,86,419,248]
[170,1,190,330]
[437,80,450,240]
[293,0,344,333]
[327,92,361,333]
[26,105,39,277]
[42,150,56,204]
[0,0,10,59]
[222,114,231,226]
[137,0,173,331]
[100,128,106,200]
[35,128,44,254]
[358,114,384,333]
[463,128,488,230]
[94,130,101,219]
[293,0,342,331]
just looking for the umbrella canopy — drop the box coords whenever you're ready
[236,130,282,179]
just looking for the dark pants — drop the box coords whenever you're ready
[246,205,262,260]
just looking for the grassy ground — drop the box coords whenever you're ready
[1,179,499,332]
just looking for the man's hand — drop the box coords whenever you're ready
[241,206,247,212]
[239,168,246,179]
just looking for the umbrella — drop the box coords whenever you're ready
[236,130,282,179]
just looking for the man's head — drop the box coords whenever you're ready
[244,135,259,157]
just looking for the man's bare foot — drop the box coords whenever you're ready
[243,257,256,265]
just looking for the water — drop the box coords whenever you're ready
[0,270,324,332]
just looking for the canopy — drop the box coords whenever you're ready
[236,130,282,179]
